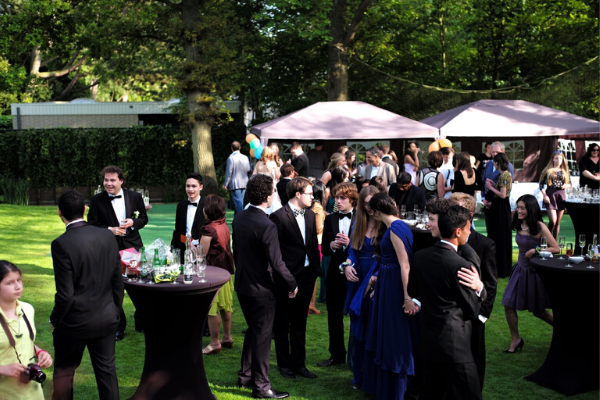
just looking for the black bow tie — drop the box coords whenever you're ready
[188,201,198,207]
[339,212,352,219]
[293,209,305,217]
[110,195,122,200]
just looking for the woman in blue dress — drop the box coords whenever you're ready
[502,194,558,353]
[361,193,419,399]
[342,186,381,388]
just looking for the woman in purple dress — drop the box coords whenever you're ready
[502,194,559,353]
[361,193,418,399]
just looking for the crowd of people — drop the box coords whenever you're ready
[1,139,596,400]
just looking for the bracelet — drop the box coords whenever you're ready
[36,349,47,357]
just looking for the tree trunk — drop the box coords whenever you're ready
[181,0,218,195]
[328,0,349,101]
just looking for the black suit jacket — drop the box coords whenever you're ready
[87,189,148,250]
[269,204,323,278]
[466,231,497,319]
[388,183,427,212]
[291,153,309,178]
[411,242,485,363]
[50,222,124,339]
[170,197,207,252]
[233,206,297,297]
[321,211,356,274]
[276,179,291,206]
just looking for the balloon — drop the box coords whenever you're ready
[245,134,258,144]
[249,148,255,158]
[250,139,260,150]
[428,141,440,153]
[255,146,264,159]
[438,138,452,149]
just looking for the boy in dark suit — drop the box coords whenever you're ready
[276,164,295,206]
[171,172,207,263]
[317,182,358,367]
[411,205,485,400]
[87,165,147,340]
[233,174,298,399]
[52,190,123,400]
[270,177,323,379]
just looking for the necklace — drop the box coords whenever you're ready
[521,223,529,232]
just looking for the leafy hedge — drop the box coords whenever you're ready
[0,124,247,188]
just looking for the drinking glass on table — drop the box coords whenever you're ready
[400,205,407,219]
[145,256,156,285]
[579,234,586,256]
[170,258,180,285]
[126,262,138,283]
[197,256,207,283]
[565,243,573,267]
[557,236,565,259]
[539,237,548,260]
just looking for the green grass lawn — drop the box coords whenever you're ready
[0,204,596,399]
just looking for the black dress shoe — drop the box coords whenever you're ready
[251,388,289,399]
[237,378,252,389]
[294,367,317,378]
[115,331,124,341]
[279,367,295,379]
[317,357,344,367]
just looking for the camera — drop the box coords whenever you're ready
[20,363,46,384]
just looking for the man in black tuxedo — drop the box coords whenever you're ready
[51,190,123,400]
[171,172,207,263]
[411,205,486,400]
[87,165,147,340]
[288,142,309,178]
[276,164,294,206]
[233,174,298,399]
[389,172,427,212]
[270,177,323,379]
[317,182,358,367]
[450,193,498,390]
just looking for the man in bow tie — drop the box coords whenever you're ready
[270,177,323,379]
[317,182,358,367]
[87,165,148,340]
[171,172,207,263]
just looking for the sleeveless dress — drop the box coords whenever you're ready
[502,233,552,312]
[255,160,282,212]
[346,236,379,386]
[361,220,418,400]
[404,163,418,185]
[540,170,567,211]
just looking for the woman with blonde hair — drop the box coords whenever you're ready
[270,143,284,167]
[321,152,347,186]
[253,146,282,210]
[539,150,570,238]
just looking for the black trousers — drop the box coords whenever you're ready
[470,319,487,390]
[421,360,482,400]
[238,293,276,392]
[324,262,347,361]
[274,270,316,370]
[52,328,119,400]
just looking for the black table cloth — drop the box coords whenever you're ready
[408,224,437,254]
[564,200,599,255]
[525,256,599,395]
[124,267,231,400]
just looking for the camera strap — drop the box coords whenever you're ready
[0,308,36,365]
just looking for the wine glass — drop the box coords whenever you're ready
[557,236,565,259]
[539,237,548,260]
[413,206,420,215]
[126,262,138,283]
[579,234,586,256]
[146,256,156,285]
[400,205,407,219]
[565,243,573,268]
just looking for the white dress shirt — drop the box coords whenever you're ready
[290,204,309,267]
[110,189,126,223]
[186,197,200,236]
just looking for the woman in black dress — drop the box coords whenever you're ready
[579,142,600,190]
[453,151,477,196]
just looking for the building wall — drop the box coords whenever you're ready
[13,114,139,129]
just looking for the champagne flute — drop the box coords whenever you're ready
[565,243,573,267]
[557,236,565,259]
[539,237,547,260]
[586,244,595,269]
[579,234,586,256]
[400,205,407,219]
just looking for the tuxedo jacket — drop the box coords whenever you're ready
[50,222,124,339]
[87,189,148,250]
[364,162,397,187]
[232,206,297,297]
[411,242,486,363]
[276,179,291,206]
[170,197,207,250]
[269,204,323,278]
[466,230,497,319]
[321,211,356,274]
[291,153,309,178]
[388,183,427,212]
